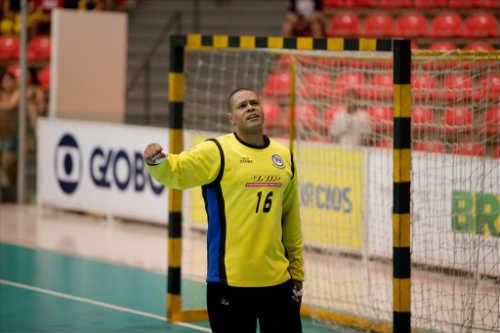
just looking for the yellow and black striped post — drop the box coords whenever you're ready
[167,35,185,321]
[167,35,208,323]
[392,39,412,333]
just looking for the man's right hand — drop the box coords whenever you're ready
[143,143,166,165]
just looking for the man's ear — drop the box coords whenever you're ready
[226,112,234,125]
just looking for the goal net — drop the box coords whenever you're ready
[175,36,500,333]
[410,51,500,333]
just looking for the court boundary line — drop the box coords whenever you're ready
[0,279,211,333]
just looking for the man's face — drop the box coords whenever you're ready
[228,90,264,134]
[344,90,358,114]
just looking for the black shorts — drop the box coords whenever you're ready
[207,279,302,333]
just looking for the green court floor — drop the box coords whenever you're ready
[0,242,338,333]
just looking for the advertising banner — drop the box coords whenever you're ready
[38,118,169,224]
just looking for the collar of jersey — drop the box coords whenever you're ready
[233,132,270,149]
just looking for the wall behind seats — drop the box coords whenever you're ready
[50,9,127,123]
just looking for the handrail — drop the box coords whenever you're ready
[127,11,183,95]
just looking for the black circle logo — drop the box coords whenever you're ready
[54,134,82,194]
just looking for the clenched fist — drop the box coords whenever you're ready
[143,143,166,165]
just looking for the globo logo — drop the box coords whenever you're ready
[54,134,82,194]
[55,133,164,195]
[89,147,164,194]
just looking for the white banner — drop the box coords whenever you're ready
[38,118,169,224]
[366,149,500,276]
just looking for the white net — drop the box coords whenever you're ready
[411,52,500,333]
[180,46,500,332]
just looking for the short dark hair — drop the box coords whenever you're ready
[227,88,255,112]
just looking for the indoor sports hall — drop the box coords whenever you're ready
[1,1,500,333]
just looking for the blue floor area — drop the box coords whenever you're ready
[0,242,338,333]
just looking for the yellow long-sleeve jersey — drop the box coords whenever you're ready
[147,133,304,287]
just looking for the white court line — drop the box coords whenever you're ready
[0,279,211,333]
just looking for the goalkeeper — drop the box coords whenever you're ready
[144,88,304,333]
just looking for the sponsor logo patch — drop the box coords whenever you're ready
[272,154,285,169]
[245,175,282,188]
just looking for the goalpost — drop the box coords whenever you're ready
[166,34,500,333]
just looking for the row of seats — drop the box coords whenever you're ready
[262,71,500,102]
[0,35,50,61]
[328,12,498,37]
[324,0,500,8]
[261,100,500,136]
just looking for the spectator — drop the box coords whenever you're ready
[80,0,104,10]
[283,0,325,38]
[1,0,40,37]
[329,89,371,146]
[0,69,20,202]
[6,66,46,136]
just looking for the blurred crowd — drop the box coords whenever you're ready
[0,0,132,202]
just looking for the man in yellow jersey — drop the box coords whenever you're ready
[144,88,304,333]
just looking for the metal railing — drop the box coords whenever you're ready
[126,11,182,123]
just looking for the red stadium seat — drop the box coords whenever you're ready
[261,101,281,130]
[277,55,291,68]
[463,13,498,37]
[333,72,365,97]
[364,72,392,100]
[452,142,486,156]
[262,72,291,97]
[395,13,428,37]
[378,0,412,7]
[481,106,500,136]
[7,65,20,80]
[414,141,446,153]
[425,43,458,70]
[354,0,376,6]
[299,71,333,98]
[476,72,500,101]
[449,0,476,7]
[368,106,393,132]
[474,0,500,8]
[431,13,464,37]
[323,0,352,7]
[38,67,50,91]
[412,107,435,133]
[412,74,438,101]
[428,42,458,51]
[28,35,51,61]
[492,144,500,159]
[441,107,473,134]
[414,0,448,7]
[362,12,394,37]
[464,41,494,51]
[440,73,473,101]
[296,103,321,131]
[328,13,360,37]
[0,36,19,60]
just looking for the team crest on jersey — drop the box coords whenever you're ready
[271,154,285,169]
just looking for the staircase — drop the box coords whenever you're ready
[126,0,285,126]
